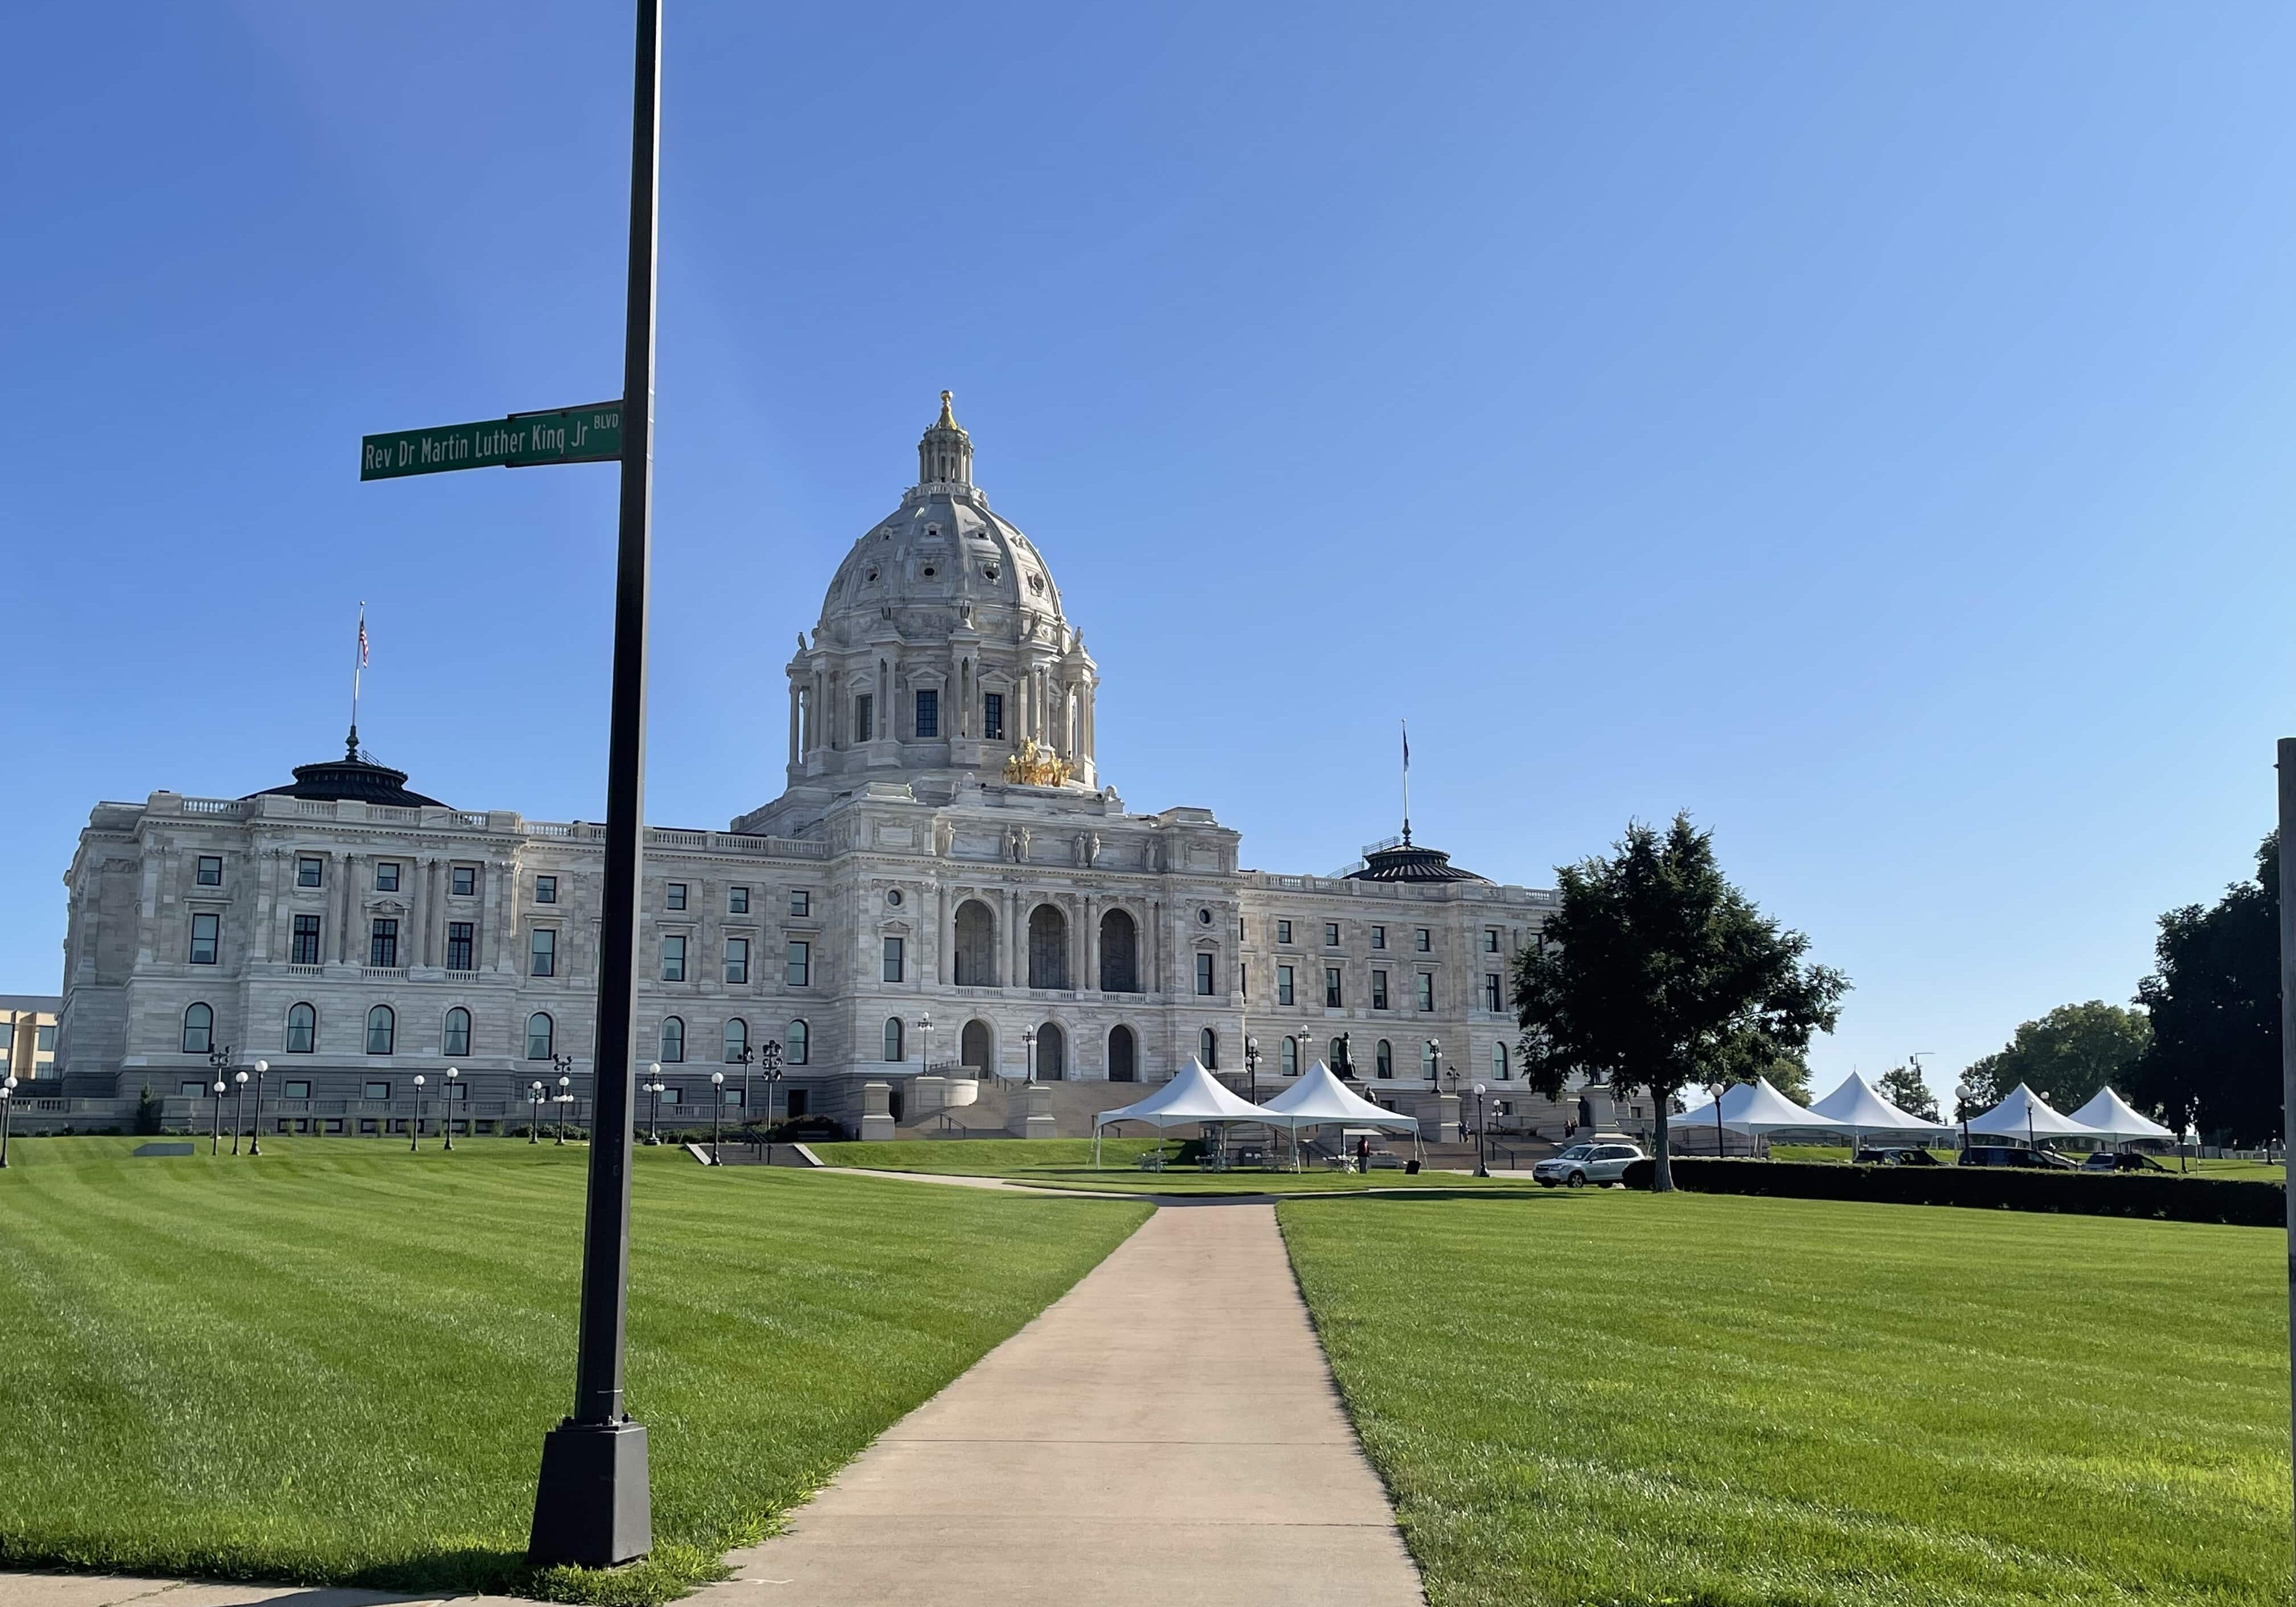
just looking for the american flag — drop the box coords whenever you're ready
[1401,720,1409,771]
[358,609,369,668]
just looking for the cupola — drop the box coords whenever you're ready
[917,390,973,487]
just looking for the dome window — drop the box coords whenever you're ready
[984,561,1000,580]
[922,565,936,577]
[1028,573,1045,595]
[866,568,879,584]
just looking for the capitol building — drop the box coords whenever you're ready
[48,398,1569,1141]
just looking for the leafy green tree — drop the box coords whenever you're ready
[2133,831,2282,1145]
[1514,813,1848,1191]
[132,1083,163,1137]
[1961,1001,2150,1114]
[1876,1061,1940,1121]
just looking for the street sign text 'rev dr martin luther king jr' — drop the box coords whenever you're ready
[360,403,622,480]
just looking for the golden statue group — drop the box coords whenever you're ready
[1002,737,1075,788]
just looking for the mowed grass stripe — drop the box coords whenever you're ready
[1278,1190,2288,1607]
[0,1138,1150,1602]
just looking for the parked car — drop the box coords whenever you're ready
[1855,1146,1942,1166]
[1533,1142,1646,1188]
[2082,1150,2167,1173]
[1959,1145,2078,1170]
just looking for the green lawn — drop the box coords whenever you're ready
[812,1138,1530,1195]
[1280,1189,2290,1607]
[0,1137,1149,1603]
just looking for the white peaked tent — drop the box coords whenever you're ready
[1671,1076,1847,1154]
[1092,1059,1272,1164]
[1965,1083,2105,1145]
[1809,1072,1954,1153]
[2065,1086,2176,1145]
[1259,1061,1420,1167]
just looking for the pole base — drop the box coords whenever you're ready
[527,1419,651,1567]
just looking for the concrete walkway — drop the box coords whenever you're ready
[700,1203,1425,1607]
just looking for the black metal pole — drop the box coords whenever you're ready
[2276,736,2296,1600]
[249,1063,264,1157]
[233,1080,244,1155]
[1,1091,12,1168]
[211,1083,222,1155]
[530,0,658,1567]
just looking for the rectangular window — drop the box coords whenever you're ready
[1417,973,1435,1011]
[180,1080,205,1098]
[1485,929,1501,953]
[444,1081,466,1102]
[855,693,875,743]
[1195,952,1215,996]
[659,1086,683,1105]
[789,889,811,918]
[284,1080,311,1101]
[297,856,323,888]
[728,886,750,915]
[291,915,322,966]
[535,875,558,904]
[982,691,1004,740]
[661,934,687,982]
[1277,965,1294,1006]
[195,855,222,886]
[722,1087,745,1109]
[447,921,475,971]
[1324,922,1340,946]
[1277,919,1293,945]
[915,688,939,739]
[883,936,904,983]
[1485,973,1503,1011]
[1416,928,1433,953]
[364,1081,390,1102]
[369,919,399,968]
[188,912,219,965]
[452,865,477,897]
[35,1024,55,1052]
[786,940,811,986]
[1370,925,1386,950]
[375,862,400,892]
[1372,970,1389,1010]
[724,937,750,984]
[530,929,556,977]
[666,882,687,911]
[1325,967,1343,1009]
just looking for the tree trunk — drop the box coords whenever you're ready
[1652,1097,1674,1192]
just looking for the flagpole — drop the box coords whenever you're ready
[348,602,366,756]
[1400,719,1412,846]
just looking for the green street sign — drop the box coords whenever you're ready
[360,403,622,480]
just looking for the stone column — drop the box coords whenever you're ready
[788,684,801,766]
[1084,895,1099,994]
[335,854,355,964]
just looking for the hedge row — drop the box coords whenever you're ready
[1621,1155,2285,1227]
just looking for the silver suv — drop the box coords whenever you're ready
[1533,1141,1646,1188]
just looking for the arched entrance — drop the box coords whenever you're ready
[1035,1021,1066,1080]
[1099,908,1138,992]
[954,900,997,986]
[1028,904,1068,989]
[961,1019,994,1076]
[1108,1024,1137,1082]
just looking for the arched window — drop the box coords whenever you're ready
[443,1007,471,1058]
[1028,904,1068,989]
[1376,1039,1394,1080]
[1422,1040,1439,1079]
[1108,1024,1137,1082]
[1035,1022,1065,1080]
[660,1016,686,1063]
[954,900,997,986]
[1280,1035,1298,1076]
[1198,1027,1219,1069]
[1098,908,1138,992]
[786,1019,809,1065]
[366,1005,395,1056]
[285,1002,315,1054]
[723,1018,748,1063]
[1492,1042,1510,1081]
[961,1019,993,1075]
[181,1002,214,1055]
[883,1016,904,1062]
[526,1012,554,1060]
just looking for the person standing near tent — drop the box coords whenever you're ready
[1355,1134,1370,1174]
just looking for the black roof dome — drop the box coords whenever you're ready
[1345,833,1489,884]
[247,731,446,809]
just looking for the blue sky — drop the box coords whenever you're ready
[6,2,2294,1106]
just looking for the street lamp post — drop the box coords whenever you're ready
[249,1059,267,1156]
[643,1063,665,1145]
[530,1080,545,1143]
[920,1012,933,1080]
[758,1040,784,1165]
[1953,1083,1973,1154]
[1023,1026,1036,1086]
[412,1074,427,1152]
[1244,1036,1261,1107]
[710,1071,726,1164]
[443,1066,460,1151]
[232,1069,248,1155]
[206,1042,235,1155]
[1472,1081,1490,1177]
[730,1043,754,1143]
[557,1075,573,1146]
[0,1076,16,1168]
[211,1079,226,1155]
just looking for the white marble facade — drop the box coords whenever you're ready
[53,399,1561,1134]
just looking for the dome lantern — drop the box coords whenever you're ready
[917,390,973,487]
